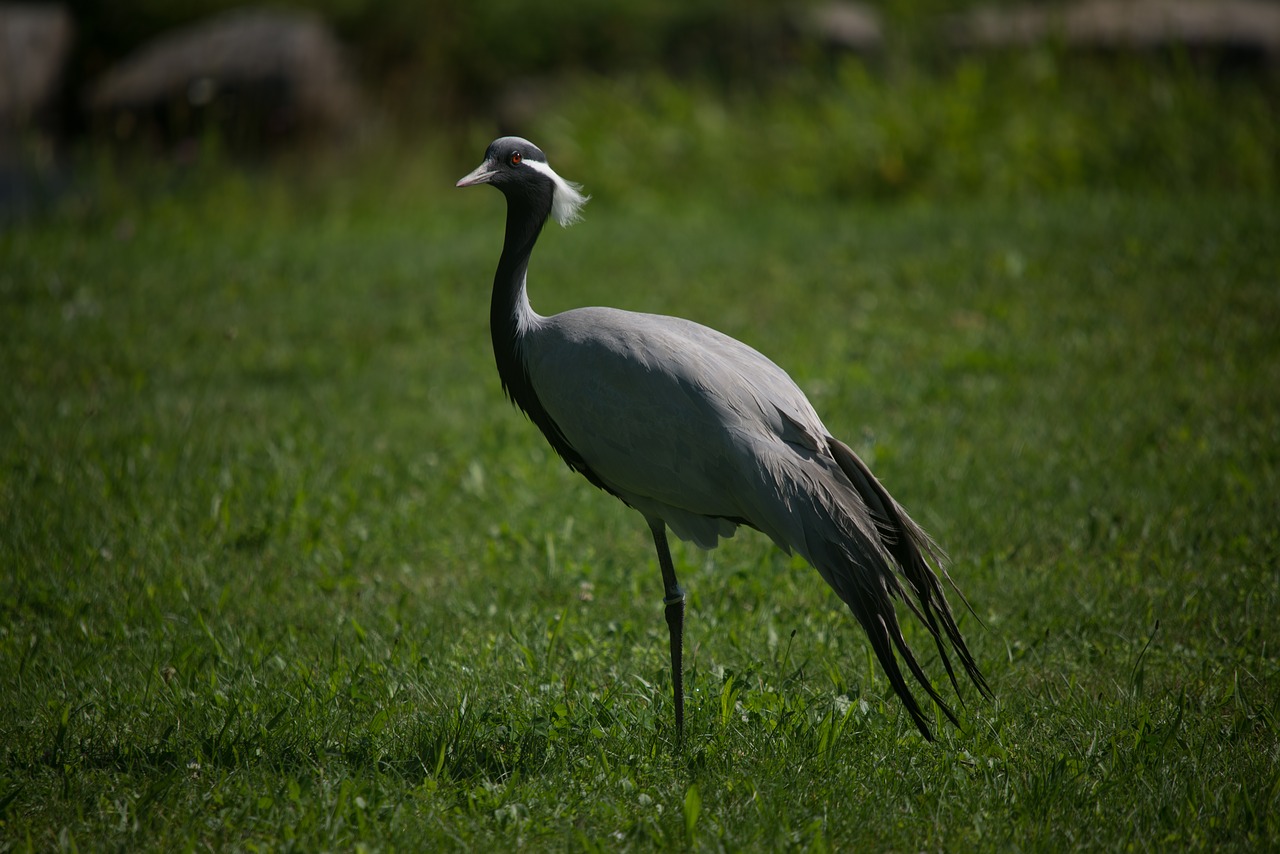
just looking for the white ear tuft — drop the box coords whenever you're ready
[525,159,590,226]
[551,177,589,227]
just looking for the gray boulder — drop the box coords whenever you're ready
[0,3,73,138]
[799,2,883,54]
[88,7,364,145]
[950,0,1280,59]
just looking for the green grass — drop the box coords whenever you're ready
[524,55,1278,203]
[2,149,1278,851]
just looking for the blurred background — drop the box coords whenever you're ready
[2,0,1277,212]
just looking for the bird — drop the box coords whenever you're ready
[456,136,990,743]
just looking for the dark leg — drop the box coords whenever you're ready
[648,518,685,743]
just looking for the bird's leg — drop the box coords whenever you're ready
[649,518,685,743]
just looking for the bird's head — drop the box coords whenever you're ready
[456,136,589,227]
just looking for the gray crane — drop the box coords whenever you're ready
[457,136,990,742]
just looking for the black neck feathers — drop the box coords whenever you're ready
[487,182,608,492]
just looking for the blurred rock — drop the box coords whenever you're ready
[88,7,364,148]
[797,2,883,54]
[0,3,73,138]
[1,4,73,218]
[949,0,1280,60]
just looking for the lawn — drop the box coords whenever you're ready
[2,148,1277,849]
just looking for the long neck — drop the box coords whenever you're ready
[487,188,607,490]
[490,191,547,403]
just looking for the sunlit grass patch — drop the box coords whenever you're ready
[1,144,1277,850]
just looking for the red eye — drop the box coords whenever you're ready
[510,151,522,166]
